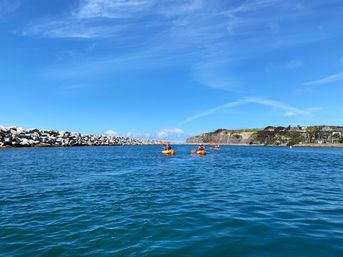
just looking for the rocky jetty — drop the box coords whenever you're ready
[0,126,143,148]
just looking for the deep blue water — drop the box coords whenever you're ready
[1,145,342,257]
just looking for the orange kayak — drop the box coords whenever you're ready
[162,150,175,155]
[197,150,207,155]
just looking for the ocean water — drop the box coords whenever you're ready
[0,145,342,257]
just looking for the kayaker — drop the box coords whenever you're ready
[164,142,172,150]
[198,144,205,151]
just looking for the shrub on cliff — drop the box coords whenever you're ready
[286,131,304,145]
[305,126,325,143]
[256,130,276,145]
[213,129,226,134]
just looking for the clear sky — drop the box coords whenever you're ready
[1,0,343,141]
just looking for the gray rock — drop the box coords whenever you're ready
[19,138,30,146]
[26,128,39,134]
[36,143,51,147]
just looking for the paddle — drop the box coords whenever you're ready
[159,140,167,151]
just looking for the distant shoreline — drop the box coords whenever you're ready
[2,143,343,149]
[293,143,343,148]
[187,143,343,148]
[186,125,343,147]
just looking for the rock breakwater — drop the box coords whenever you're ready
[0,126,144,148]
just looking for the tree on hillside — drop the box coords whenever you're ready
[256,130,276,145]
[286,131,305,146]
[306,126,324,143]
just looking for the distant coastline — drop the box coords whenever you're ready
[293,143,343,148]
[186,125,343,147]
[186,142,343,148]
[3,125,343,149]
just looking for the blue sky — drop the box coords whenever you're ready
[1,0,343,141]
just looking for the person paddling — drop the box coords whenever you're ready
[198,144,205,151]
[164,142,172,151]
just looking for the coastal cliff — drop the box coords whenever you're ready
[0,126,146,148]
[186,126,343,146]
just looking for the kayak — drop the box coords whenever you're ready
[162,149,175,155]
[211,147,220,151]
[197,150,207,155]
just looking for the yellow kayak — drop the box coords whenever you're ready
[162,150,175,155]
[197,150,207,155]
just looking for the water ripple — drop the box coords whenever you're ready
[1,146,342,256]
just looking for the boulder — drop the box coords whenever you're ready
[35,143,51,147]
[10,128,18,135]
[71,132,81,138]
[26,128,40,134]
[0,126,10,134]
[19,138,30,146]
